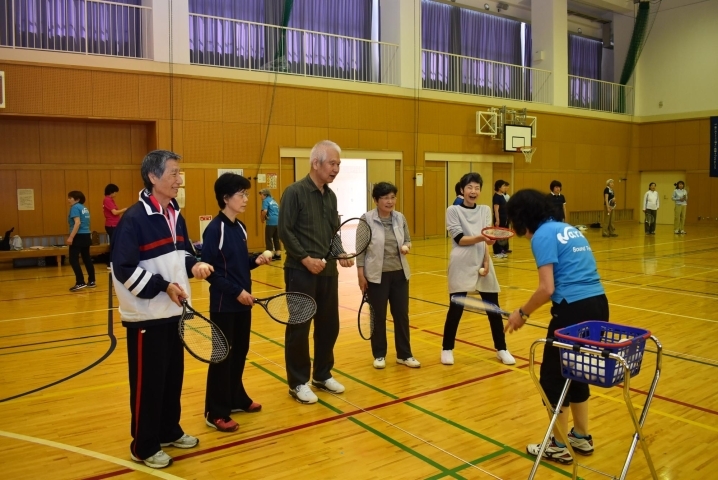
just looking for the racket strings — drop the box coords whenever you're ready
[482,228,513,238]
[264,294,316,324]
[180,312,229,363]
[358,296,374,340]
[329,220,371,258]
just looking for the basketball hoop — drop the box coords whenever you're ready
[518,146,536,163]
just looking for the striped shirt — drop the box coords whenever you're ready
[278,174,339,276]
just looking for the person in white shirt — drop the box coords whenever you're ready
[672,181,688,234]
[642,182,659,235]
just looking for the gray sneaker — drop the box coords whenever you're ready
[289,383,318,404]
[568,428,594,455]
[160,433,198,449]
[131,450,172,469]
[312,377,345,393]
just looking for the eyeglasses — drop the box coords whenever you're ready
[234,191,249,198]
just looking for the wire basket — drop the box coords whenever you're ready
[555,321,651,387]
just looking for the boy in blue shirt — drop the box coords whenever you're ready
[260,189,281,259]
[66,191,95,291]
[505,189,608,466]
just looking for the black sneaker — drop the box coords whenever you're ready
[87,281,97,288]
[70,283,87,292]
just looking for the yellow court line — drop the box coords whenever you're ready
[0,430,187,479]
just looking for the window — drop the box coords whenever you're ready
[1,0,148,58]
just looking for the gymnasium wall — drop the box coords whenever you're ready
[0,61,669,248]
[635,0,718,117]
[634,119,718,222]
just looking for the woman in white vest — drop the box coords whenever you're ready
[642,182,659,235]
[356,182,419,369]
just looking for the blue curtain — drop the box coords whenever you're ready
[189,0,374,79]
[5,0,143,57]
[421,0,528,98]
[420,0,452,87]
[568,34,604,109]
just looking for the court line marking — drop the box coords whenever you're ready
[0,430,186,480]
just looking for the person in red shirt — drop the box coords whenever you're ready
[103,184,127,270]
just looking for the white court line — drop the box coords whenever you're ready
[0,308,116,324]
[0,430,186,479]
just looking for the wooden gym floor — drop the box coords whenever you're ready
[1,222,717,479]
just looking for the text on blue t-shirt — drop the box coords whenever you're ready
[69,203,91,234]
[262,196,279,226]
[530,221,604,304]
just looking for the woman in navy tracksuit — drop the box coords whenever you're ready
[202,173,271,432]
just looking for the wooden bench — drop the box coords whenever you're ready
[0,244,110,268]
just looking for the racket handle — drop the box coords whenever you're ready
[321,258,327,263]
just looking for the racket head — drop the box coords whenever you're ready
[179,301,230,364]
[609,198,616,207]
[327,217,372,260]
[357,293,374,340]
[255,292,316,325]
[481,226,515,241]
[450,295,510,318]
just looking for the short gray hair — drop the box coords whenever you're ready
[309,140,341,165]
[606,178,614,186]
[141,150,181,191]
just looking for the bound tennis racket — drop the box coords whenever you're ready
[179,300,230,364]
[481,226,515,241]
[645,212,654,224]
[253,292,316,325]
[322,217,372,262]
[357,293,375,340]
[450,295,510,319]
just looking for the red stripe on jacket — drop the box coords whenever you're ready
[139,236,185,252]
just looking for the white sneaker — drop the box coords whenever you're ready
[397,357,421,368]
[160,433,199,449]
[289,383,318,404]
[312,377,345,393]
[373,357,386,369]
[441,350,454,365]
[674,230,680,234]
[496,350,516,365]
[131,450,172,469]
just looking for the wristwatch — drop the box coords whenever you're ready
[519,308,530,321]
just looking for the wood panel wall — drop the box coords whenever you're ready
[1,61,714,248]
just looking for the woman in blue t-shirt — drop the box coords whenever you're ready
[505,189,608,466]
[66,191,96,291]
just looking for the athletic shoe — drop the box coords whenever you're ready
[160,433,199,449]
[206,416,239,432]
[568,428,594,456]
[505,250,513,254]
[441,349,454,365]
[312,377,345,393]
[526,436,573,465]
[609,233,618,237]
[69,283,87,292]
[674,230,680,234]
[131,450,172,469]
[87,281,97,288]
[289,383,318,404]
[680,230,686,234]
[373,357,386,369]
[397,357,421,368]
[492,253,506,259]
[232,401,262,413]
[496,350,516,365]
